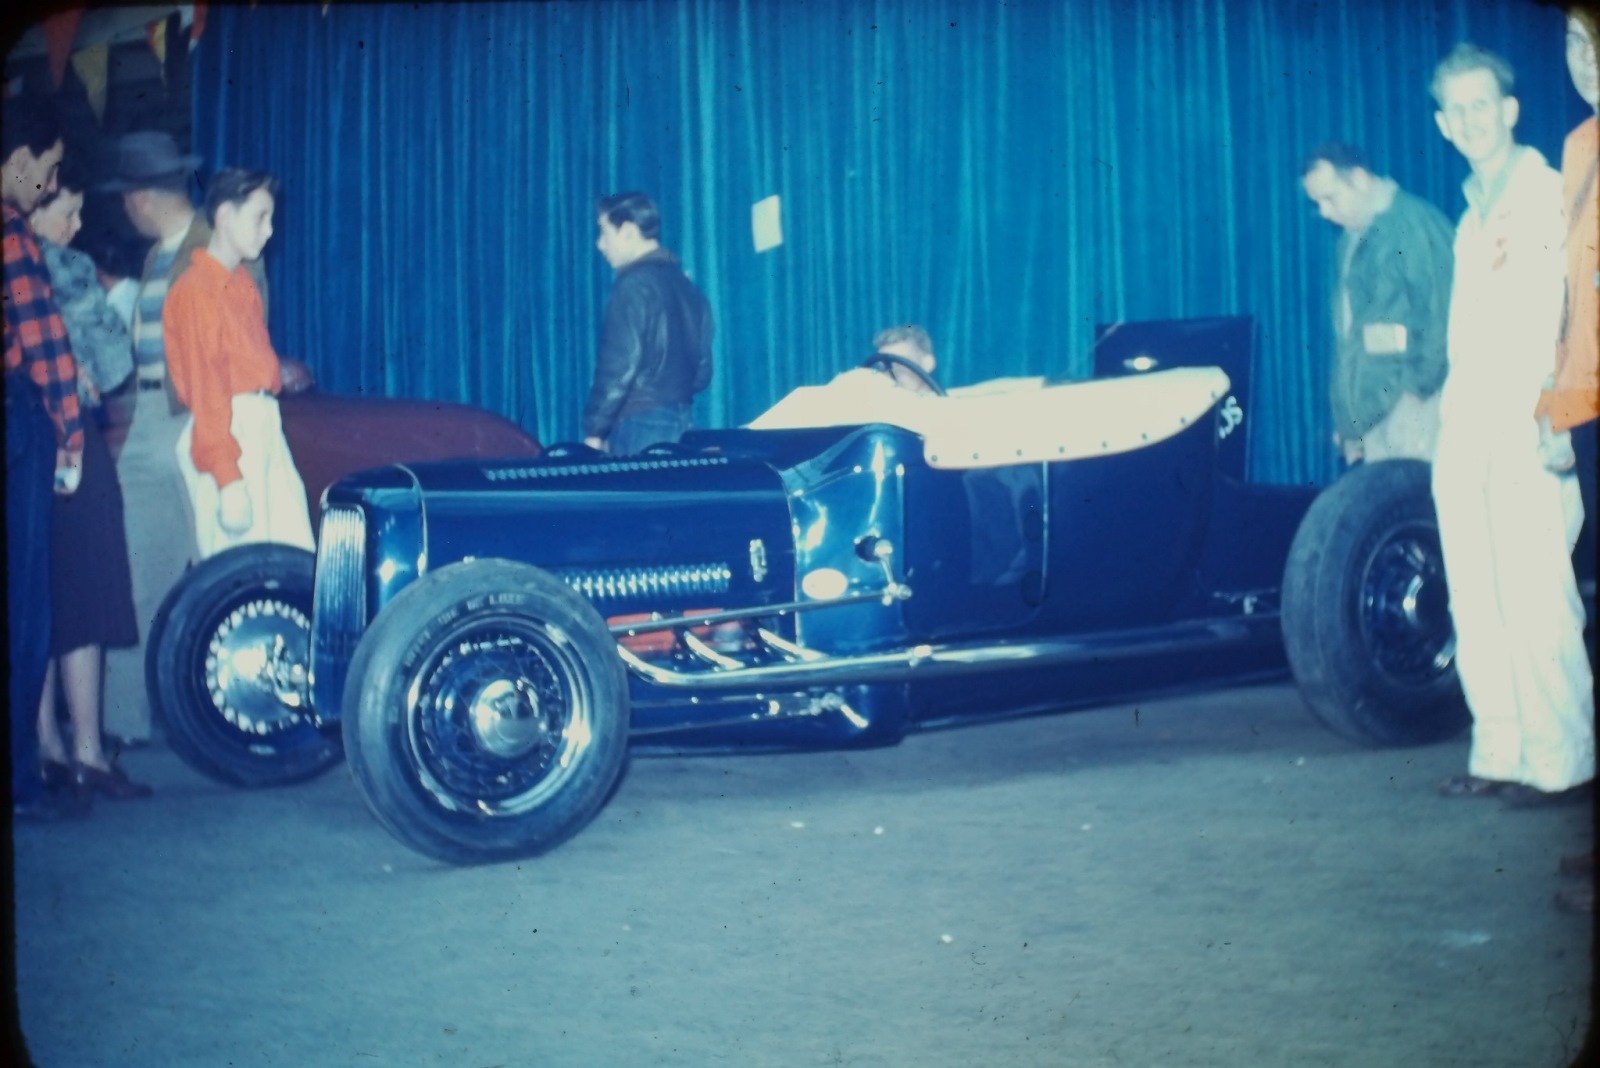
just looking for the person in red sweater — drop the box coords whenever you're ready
[165,168,312,558]
[1538,10,1599,552]
[1545,5,1599,917]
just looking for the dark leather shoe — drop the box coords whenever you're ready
[39,759,73,792]
[1438,774,1512,798]
[102,733,152,754]
[1501,781,1593,809]
[13,791,91,822]
[73,761,153,801]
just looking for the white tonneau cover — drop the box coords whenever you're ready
[747,366,1231,470]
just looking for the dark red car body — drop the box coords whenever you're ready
[278,392,542,525]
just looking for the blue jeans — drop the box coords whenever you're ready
[607,403,693,456]
[7,374,54,806]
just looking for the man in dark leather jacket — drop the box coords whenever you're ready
[583,192,713,455]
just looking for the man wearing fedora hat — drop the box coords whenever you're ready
[98,130,271,747]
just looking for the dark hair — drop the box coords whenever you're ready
[77,231,145,280]
[1430,42,1515,106]
[1300,141,1372,178]
[202,167,280,226]
[2,98,63,162]
[597,191,661,240]
[35,156,91,205]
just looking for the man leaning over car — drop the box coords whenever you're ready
[1301,141,1454,465]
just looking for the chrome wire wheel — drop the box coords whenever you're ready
[405,613,597,816]
[343,559,630,865]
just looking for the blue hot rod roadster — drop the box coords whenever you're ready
[150,356,1472,864]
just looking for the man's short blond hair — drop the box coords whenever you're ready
[1430,42,1515,107]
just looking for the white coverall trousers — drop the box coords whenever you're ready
[176,392,314,560]
[1432,410,1593,790]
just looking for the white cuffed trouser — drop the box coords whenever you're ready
[1433,402,1594,792]
[176,392,314,560]
[104,384,197,742]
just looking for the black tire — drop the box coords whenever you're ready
[341,559,630,865]
[146,544,343,787]
[1282,459,1467,746]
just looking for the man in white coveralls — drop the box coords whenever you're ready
[1429,43,1594,805]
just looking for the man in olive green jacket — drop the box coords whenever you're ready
[1302,142,1455,464]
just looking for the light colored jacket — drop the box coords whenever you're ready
[40,238,134,401]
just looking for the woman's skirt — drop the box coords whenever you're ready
[51,415,139,655]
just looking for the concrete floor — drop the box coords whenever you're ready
[10,679,1595,1067]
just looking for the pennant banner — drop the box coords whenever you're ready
[147,17,168,84]
[189,4,208,49]
[71,44,109,123]
[42,8,86,90]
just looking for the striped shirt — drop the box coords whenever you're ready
[4,203,83,450]
[133,239,180,369]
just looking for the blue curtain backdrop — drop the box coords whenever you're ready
[192,0,1584,485]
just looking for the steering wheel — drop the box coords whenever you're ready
[860,352,946,396]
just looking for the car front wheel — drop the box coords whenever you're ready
[146,544,343,787]
[1282,459,1468,746]
[341,559,630,865]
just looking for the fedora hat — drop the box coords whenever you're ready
[98,131,201,192]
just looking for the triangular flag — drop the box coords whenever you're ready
[147,18,168,82]
[71,44,109,123]
[42,8,86,90]
[189,4,208,49]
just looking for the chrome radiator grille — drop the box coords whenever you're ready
[555,562,733,604]
[311,505,368,670]
[483,455,729,482]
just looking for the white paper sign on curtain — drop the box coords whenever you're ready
[751,195,784,253]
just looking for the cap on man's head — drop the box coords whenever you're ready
[98,131,201,193]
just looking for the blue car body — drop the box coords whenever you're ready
[309,371,1317,752]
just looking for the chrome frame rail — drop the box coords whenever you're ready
[615,615,1275,690]
[605,583,911,638]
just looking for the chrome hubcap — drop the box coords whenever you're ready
[205,597,313,735]
[468,677,554,759]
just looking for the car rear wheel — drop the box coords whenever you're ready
[341,559,629,865]
[1282,459,1468,746]
[147,544,343,787]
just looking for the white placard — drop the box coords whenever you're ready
[751,195,783,253]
